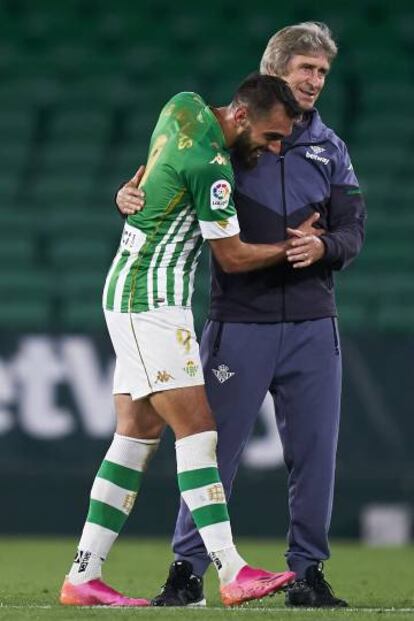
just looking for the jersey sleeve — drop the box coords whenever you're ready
[184,158,240,240]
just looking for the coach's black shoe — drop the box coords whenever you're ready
[151,560,206,607]
[286,563,348,608]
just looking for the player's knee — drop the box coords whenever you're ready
[116,416,164,440]
[175,406,216,439]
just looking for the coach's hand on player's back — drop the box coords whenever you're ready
[116,165,146,215]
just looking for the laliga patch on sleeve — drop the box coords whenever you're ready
[210,179,231,210]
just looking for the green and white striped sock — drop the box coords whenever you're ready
[176,431,245,584]
[68,433,159,584]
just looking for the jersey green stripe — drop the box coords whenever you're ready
[106,252,130,311]
[130,267,150,312]
[182,236,203,306]
[147,215,177,307]
[166,217,198,305]
[87,499,126,533]
[153,208,191,307]
[129,200,189,311]
[97,459,142,491]
[121,256,140,312]
[128,245,153,313]
[178,466,221,492]
[191,503,229,529]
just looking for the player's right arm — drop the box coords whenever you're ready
[185,158,293,273]
[213,211,324,272]
[209,235,290,273]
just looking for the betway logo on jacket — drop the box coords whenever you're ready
[305,145,330,165]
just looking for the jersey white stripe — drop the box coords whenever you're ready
[102,253,120,308]
[146,217,181,309]
[174,231,200,305]
[172,215,197,305]
[113,253,137,312]
[147,206,192,309]
[185,244,203,306]
[157,213,192,307]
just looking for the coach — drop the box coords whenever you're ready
[116,22,366,608]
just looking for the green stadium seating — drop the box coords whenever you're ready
[49,109,110,140]
[337,304,369,331]
[0,238,35,267]
[0,269,53,299]
[38,143,103,177]
[57,266,107,291]
[61,301,106,331]
[377,305,414,333]
[48,238,113,269]
[0,143,30,175]
[0,299,50,329]
[0,0,412,332]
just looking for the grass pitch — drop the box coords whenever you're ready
[0,538,412,620]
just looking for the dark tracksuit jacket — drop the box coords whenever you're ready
[172,110,366,577]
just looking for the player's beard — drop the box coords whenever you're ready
[232,128,264,170]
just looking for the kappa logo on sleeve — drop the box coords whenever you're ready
[209,153,228,165]
[210,179,231,210]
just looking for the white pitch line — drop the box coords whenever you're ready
[0,605,414,612]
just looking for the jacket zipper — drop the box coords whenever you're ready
[280,153,287,322]
[278,139,330,321]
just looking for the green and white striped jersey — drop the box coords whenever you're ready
[103,92,240,313]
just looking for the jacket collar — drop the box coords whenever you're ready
[282,108,332,147]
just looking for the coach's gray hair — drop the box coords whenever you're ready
[260,22,337,77]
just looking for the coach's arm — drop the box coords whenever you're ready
[320,183,366,271]
[320,139,366,271]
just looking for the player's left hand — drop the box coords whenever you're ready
[285,229,325,268]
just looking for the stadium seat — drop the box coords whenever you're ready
[61,301,106,330]
[37,143,104,177]
[377,305,414,333]
[49,109,111,141]
[0,238,35,267]
[48,237,113,269]
[0,299,51,329]
[29,174,95,207]
[337,304,368,331]
[0,269,53,299]
[0,0,411,334]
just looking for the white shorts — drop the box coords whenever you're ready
[104,306,205,400]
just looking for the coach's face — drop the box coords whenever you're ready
[281,53,330,110]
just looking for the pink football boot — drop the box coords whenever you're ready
[220,565,296,607]
[60,577,150,607]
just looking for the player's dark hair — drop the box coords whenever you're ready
[232,73,302,120]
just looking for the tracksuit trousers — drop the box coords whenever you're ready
[172,317,342,579]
